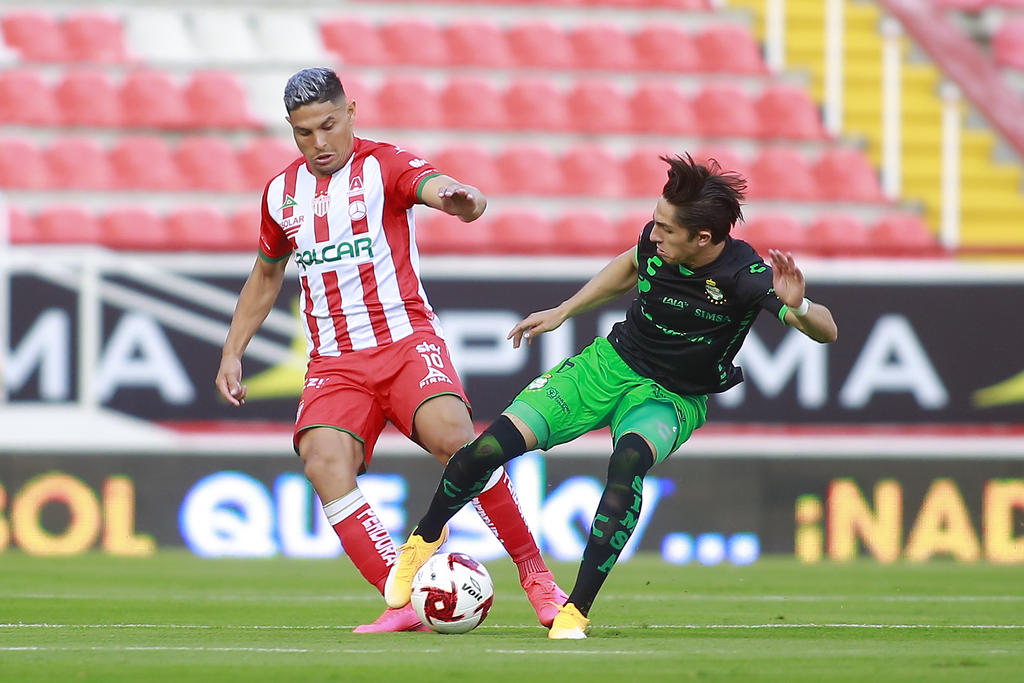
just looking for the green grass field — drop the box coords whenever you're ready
[1,552,1021,682]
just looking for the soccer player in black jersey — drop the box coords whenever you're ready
[385,154,838,638]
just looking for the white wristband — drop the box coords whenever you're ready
[793,297,811,317]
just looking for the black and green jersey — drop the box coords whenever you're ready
[607,221,787,396]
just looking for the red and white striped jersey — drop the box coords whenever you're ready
[259,137,445,358]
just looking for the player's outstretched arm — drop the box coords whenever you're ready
[509,248,638,347]
[215,256,289,406]
[769,249,838,344]
[420,174,487,222]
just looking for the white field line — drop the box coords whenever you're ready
[1,622,1022,631]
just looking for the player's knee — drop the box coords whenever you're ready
[300,441,362,483]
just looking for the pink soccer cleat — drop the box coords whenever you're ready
[352,603,432,633]
[521,570,569,628]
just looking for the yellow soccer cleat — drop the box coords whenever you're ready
[384,525,449,608]
[547,602,591,640]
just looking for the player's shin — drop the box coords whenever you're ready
[473,467,547,577]
[323,488,398,594]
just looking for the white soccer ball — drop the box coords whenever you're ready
[410,551,494,634]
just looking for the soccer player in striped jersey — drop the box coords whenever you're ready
[385,154,838,638]
[215,68,565,633]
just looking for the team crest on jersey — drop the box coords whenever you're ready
[349,200,367,221]
[705,278,727,305]
[312,191,330,218]
[526,374,551,390]
[348,176,363,196]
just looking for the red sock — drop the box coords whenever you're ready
[323,489,397,595]
[472,468,548,581]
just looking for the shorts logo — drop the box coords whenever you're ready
[295,400,304,423]
[416,341,454,389]
[304,377,329,389]
[526,375,550,390]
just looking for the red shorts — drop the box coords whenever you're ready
[293,332,470,465]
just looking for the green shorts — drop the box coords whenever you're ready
[506,336,707,464]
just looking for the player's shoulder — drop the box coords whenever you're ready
[718,237,771,282]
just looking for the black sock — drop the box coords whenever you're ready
[569,433,654,616]
[415,415,528,542]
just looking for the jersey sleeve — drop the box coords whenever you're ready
[258,183,292,261]
[377,145,442,210]
[735,259,786,322]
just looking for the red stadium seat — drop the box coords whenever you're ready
[8,205,37,244]
[1,11,69,62]
[507,22,575,68]
[755,84,825,140]
[63,11,128,62]
[379,19,450,66]
[630,82,697,135]
[870,214,942,256]
[554,211,622,255]
[320,18,390,65]
[503,79,569,131]
[34,205,102,244]
[176,136,246,191]
[693,84,759,138]
[375,76,441,128]
[0,69,60,125]
[44,136,114,189]
[693,146,750,179]
[430,143,501,193]
[54,70,122,127]
[495,145,564,195]
[166,206,238,251]
[806,214,871,256]
[100,206,172,250]
[109,136,183,190]
[184,71,260,129]
[0,138,50,189]
[993,17,1024,70]
[813,148,882,201]
[632,24,700,72]
[734,214,807,254]
[443,20,514,67]
[567,81,632,133]
[617,210,653,244]
[569,23,637,70]
[417,210,495,254]
[119,69,191,129]
[560,144,626,197]
[439,78,507,130]
[491,210,555,254]
[696,24,765,74]
[747,147,817,199]
[622,147,674,197]
[238,137,299,190]
[228,206,262,250]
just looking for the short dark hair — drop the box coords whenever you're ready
[660,154,746,243]
[283,67,346,113]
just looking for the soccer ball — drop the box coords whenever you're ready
[410,552,494,634]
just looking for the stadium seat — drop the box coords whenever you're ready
[121,9,195,64]
[34,205,102,244]
[560,144,626,197]
[228,205,262,249]
[319,17,390,65]
[0,138,50,189]
[45,136,114,190]
[693,84,760,138]
[0,69,60,125]
[166,206,238,251]
[63,11,128,63]
[238,137,298,190]
[440,78,507,130]
[495,144,564,195]
[100,206,172,250]
[184,70,260,129]
[54,70,122,127]
[734,214,807,254]
[251,11,326,63]
[503,79,570,131]
[190,9,262,63]
[379,19,449,66]
[417,210,496,254]
[632,24,701,73]
[430,143,501,193]
[693,146,750,179]
[870,214,943,256]
[755,84,825,140]
[507,22,575,68]
[569,23,637,70]
[176,136,246,191]
[806,214,871,257]
[630,82,697,135]
[0,11,69,62]
[7,205,37,244]
[696,24,765,73]
[993,17,1024,70]
[813,148,882,201]
[747,147,817,200]
[375,76,442,128]
[443,20,514,67]
[491,210,555,254]
[617,210,653,242]
[622,147,675,197]
[109,136,183,190]
[119,69,191,129]
[554,210,623,255]
[567,81,632,133]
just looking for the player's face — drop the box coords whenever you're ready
[650,196,712,266]
[288,98,356,177]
